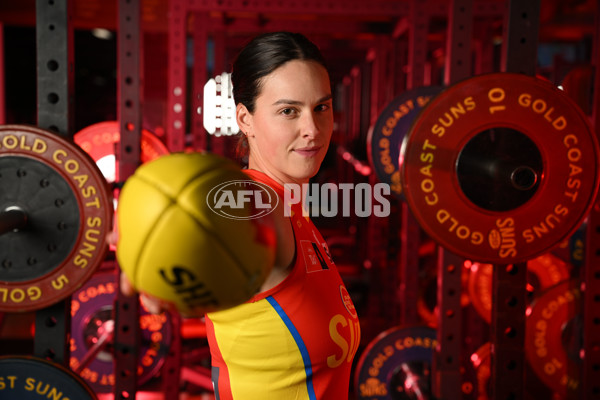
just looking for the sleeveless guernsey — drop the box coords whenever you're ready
[205,169,361,399]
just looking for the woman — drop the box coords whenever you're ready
[123,31,360,399]
[204,31,361,399]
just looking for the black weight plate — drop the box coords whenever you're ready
[367,86,442,199]
[70,272,172,392]
[354,325,436,399]
[0,125,112,312]
[0,356,97,399]
[0,156,79,281]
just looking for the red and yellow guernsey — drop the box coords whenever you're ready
[206,169,361,399]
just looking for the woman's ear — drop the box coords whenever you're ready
[236,103,253,137]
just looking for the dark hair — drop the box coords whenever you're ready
[231,32,328,162]
[232,31,328,113]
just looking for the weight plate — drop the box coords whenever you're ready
[367,86,442,199]
[0,355,97,399]
[464,341,556,400]
[354,325,436,399]
[70,272,172,392]
[74,121,169,184]
[467,253,571,323]
[566,222,586,268]
[0,157,79,280]
[74,121,169,251]
[525,279,582,398]
[400,73,600,264]
[0,125,112,312]
[417,277,438,327]
[469,342,491,400]
[561,65,593,116]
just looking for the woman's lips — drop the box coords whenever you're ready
[294,146,321,157]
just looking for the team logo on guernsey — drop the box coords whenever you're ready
[207,180,279,220]
[340,286,357,318]
[300,240,329,272]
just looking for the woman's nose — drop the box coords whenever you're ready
[301,112,320,138]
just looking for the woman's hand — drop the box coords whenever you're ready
[115,230,175,315]
[119,270,136,296]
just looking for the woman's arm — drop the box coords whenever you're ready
[258,198,296,292]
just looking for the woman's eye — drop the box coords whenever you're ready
[281,108,295,116]
[316,104,330,112]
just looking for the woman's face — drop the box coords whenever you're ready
[238,60,333,185]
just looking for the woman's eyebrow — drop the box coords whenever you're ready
[272,99,302,106]
[271,94,332,106]
[318,94,333,103]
